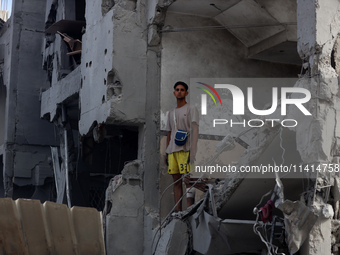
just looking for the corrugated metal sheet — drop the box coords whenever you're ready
[0,198,105,255]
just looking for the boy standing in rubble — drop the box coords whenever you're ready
[165,81,199,212]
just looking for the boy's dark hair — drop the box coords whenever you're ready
[174,81,188,91]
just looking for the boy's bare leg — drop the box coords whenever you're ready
[173,173,183,211]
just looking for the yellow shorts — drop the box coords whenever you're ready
[168,151,191,175]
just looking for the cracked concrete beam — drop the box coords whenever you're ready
[80,0,147,135]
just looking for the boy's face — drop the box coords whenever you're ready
[173,84,188,100]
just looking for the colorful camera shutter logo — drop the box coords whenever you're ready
[197,82,222,115]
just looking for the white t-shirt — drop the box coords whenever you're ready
[165,103,199,154]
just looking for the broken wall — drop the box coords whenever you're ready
[40,0,153,210]
[40,1,162,252]
[40,0,91,209]
[96,1,166,253]
[104,160,144,255]
[294,0,340,254]
[2,0,57,197]
[79,0,147,135]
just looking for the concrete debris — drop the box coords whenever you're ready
[272,174,318,254]
[104,160,144,255]
[277,200,318,254]
[332,176,340,219]
[107,175,123,194]
[154,188,282,255]
[156,188,284,255]
[189,210,271,255]
[153,219,189,255]
[332,220,340,254]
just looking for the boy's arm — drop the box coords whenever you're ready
[166,131,171,148]
[165,131,171,165]
[190,123,199,162]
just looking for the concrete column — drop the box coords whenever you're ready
[143,48,161,255]
[143,0,172,253]
[3,0,55,197]
[296,0,340,254]
[300,199,334,255]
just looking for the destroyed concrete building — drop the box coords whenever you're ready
[0,0,340,254]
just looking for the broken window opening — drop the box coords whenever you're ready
[51,102,139,211]
[43,54,54,85]
[107,70,122,100]
[75,0,86,22]
[11,177,56,203]
[76,124,139,210]
[12,185,35,200]
[44,0,86,81]
[58,31,82,59]
[45,20,85,70]
[83,124,139,175]
[45,1,58,47]
[30,178,56,203]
